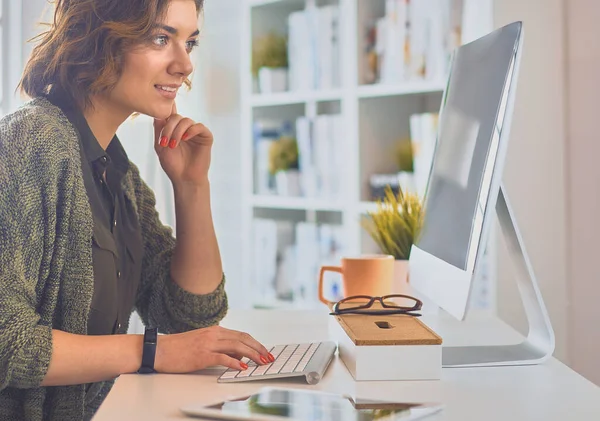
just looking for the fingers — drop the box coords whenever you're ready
[153,117,167,153]
[154,101,178,146]
[219,340,270,366]
[226,352,244,361]
[218,328,273,362]
[213,353,248,371]
[157,115,192,149]
[158,121,213,150]
[153,102,214,150]
[238,331,272,359]
[179,123,213,145]
[169,118,197,147]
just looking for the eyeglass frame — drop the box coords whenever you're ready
[329,294,423,316]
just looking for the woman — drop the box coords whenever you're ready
[0,0,273,420]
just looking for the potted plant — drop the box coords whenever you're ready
[268,136,300,196]
[252,32,288,94]
[361,185,424,292]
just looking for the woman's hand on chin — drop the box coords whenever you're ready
[153,101,214,187]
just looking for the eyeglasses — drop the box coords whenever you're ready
[329,294,423,316]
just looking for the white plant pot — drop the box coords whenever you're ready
[275,170,301,196]
[258,67,288,94]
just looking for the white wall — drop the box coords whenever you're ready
[565,0,600,386]
[194,0,246,308]
[21,0,51,73]
[493,1,569,363]
[494,0,600,386]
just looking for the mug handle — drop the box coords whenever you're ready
[318,266,343,306]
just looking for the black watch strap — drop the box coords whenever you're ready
[138,327,158,374]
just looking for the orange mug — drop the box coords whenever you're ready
[318,255,395,306]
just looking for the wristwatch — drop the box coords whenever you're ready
[138,327,158,374]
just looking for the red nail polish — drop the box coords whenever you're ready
[182,132,189,140]
[160,136,168,147]
[169,139,177,149]
[268,353,275,362]
[260,356,268,364]
[240,362,248,370]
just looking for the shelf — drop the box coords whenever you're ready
[247,0,304,8]
[250,89,343,107]
[358,201,379,214]
[249,82,444,106]
[357,80,446,99]
[251,195,346,211]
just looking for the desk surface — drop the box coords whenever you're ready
[94,309,600,420]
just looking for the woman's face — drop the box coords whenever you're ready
[108,0,199,119]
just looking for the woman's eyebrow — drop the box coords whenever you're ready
[157,24,200,37]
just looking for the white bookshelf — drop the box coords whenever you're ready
[240,0,495,311]
[356,80,447,99]
[250,89,344,106]
[251,195,346,212]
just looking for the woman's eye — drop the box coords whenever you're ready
[153,35,169,46]
[186,39,200,52]
[152,35,198,52]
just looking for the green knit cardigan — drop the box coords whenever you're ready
[0,97,228,420]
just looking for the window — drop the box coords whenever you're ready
[1,0,23,116]
[0,0,5,115]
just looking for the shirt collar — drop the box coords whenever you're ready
[46,91,130,179]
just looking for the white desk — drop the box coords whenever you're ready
[93,309,600,420]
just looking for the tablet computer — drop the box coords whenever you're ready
[180,387,443,421]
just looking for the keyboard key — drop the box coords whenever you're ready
[266,362,285,375]
[251,364,271,376]
[270,345,286,358]
[280,360,300,373]
[237,366,258,377]
[294,359,310,372]
[294,343,321,372]
[220,370,239,379]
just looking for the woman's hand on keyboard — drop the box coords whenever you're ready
[153,326,275,373]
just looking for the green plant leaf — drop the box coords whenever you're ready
[361,185,424,260]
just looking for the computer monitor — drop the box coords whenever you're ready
[408,22,555,367]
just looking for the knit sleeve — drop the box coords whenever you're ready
[127,163,228,334]
[0,117,55,390]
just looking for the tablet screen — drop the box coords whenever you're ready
[191,388,443,421]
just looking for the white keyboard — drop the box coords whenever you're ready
[217,341,336,385]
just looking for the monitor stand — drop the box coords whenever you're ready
[442,184,556,367]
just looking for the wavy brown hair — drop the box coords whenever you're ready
[19,0,204,111]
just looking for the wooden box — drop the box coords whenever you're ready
[329,306,443,381]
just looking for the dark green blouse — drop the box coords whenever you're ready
[50,94,143,336]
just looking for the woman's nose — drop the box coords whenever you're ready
[170,46,194,77]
